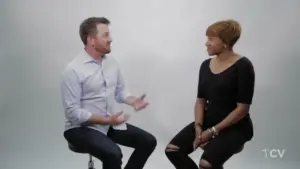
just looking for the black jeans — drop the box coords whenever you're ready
[64,123,157,169]
[165,122,251,169]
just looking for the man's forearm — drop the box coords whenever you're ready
[124,96,136,106]
[66,108,112,125]
[86,114,111,125]
[215,106,249,132]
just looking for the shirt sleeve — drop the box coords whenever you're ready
[61,67,92,125]
[115,67,131,103]
[236,58,255,104]
[197,60,207,99]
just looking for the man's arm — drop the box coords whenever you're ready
[114,67,136,106]
[61,67,112,125]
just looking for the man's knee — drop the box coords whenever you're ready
[95,146,123,165]
[106,149,123,161]
[101,151,123,169]
[142,133,157,151]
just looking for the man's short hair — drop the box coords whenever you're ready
[79,17,110,45]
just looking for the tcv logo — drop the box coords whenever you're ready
[262,148,286,159]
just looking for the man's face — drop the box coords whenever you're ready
[89,23,112,54]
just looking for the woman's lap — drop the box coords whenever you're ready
[167,122,248,166]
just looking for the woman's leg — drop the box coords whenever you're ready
[199,128,248,169]
[165,122,198,169]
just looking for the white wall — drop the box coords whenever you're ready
[0,0,299,168]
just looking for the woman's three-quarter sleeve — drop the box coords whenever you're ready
[237,58,255,104]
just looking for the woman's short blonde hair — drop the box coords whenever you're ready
[206,19,242,48]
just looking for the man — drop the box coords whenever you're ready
[61,17,157,169]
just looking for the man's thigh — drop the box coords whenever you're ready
[108,123,157,149]
[64,127,122,160]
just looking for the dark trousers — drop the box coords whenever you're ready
[64,123,157,169]
[165,122,250,169]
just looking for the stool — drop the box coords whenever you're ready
[68,143,95,169]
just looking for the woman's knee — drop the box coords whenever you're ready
[165,144,180,152]
[199,159,212,168]
[165,144,181,158]
[199,159,224,169]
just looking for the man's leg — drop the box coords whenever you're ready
[64,127,123,169]
[107,123,157,169]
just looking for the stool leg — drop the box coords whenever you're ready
[88,155,95,169]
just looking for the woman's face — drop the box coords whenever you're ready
[205,36,226,56]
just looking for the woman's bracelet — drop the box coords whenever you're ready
[209,126,219,138]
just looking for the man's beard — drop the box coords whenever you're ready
[95,44,110,54]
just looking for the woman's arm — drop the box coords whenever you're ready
[194,98,206,127]
[215,58,255,132]
[194,61,207,127]
[214,103,250,132]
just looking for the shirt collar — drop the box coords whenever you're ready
[82,49,107,64]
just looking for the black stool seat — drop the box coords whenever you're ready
[68,143,88,154]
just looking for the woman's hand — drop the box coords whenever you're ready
[199,141,209,148]
[200,129,214,143]
[194,128,214,149]
[193,125,202,150]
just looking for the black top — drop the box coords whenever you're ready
[197,57,255,137]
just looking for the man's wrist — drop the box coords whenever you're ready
[103,115,112,124]
[125,96,136,106]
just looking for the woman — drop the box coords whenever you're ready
[165,19,255,169]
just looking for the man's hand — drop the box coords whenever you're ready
[132,93,149,111]
[107,111,129,125]
[193,125,202,150]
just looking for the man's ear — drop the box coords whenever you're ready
[87,35,96,46]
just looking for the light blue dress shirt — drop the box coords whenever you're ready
[60,50,131,135]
